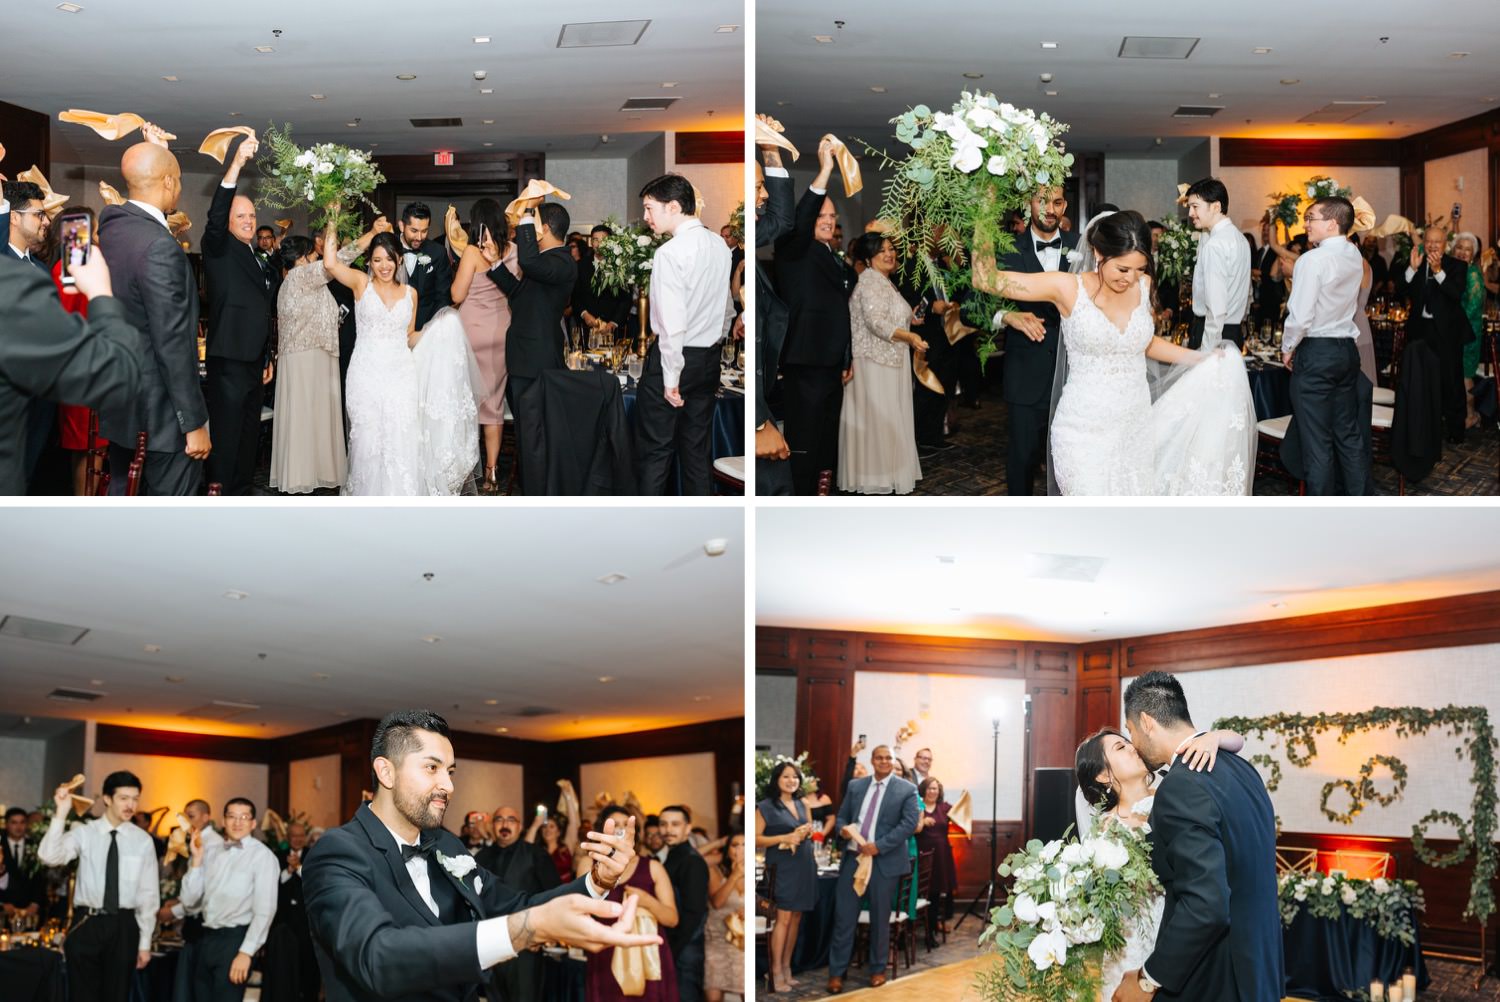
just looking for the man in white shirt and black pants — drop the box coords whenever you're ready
[1184,178,1250,350]
[1281,196,1372,495]
[181,796,280,1001]
[39,770,162,1002]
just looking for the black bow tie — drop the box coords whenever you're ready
[400,842,430,863]
[1036,238,1062,251]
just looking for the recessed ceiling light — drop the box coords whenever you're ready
[661,82,678,88]
[421,634,441,644]
[1045,90,1058,96]
[397,73,417,81]
[1486,97,1498,103]
[346,121,359,127]
[255,45,274,53]
[1280,78,1300,85]
[813,35,833,43]
[1270,601,1286,608]
[597,572,628,586]
[91,679,106,686]
[1041,41,1058,49]
[57,2,83,11]
[870,86,887,93]
[162,75,179,82]
[310,94,326,100]
[223,589,248,600]
[1448,51,1470,59]
[228,111,241,117]
[484,698,499,705]
[715,24,738,32]
[1208,92,1220,99]
[164,675,184,683]
[473,36,490,44]
[494,726,509,734]
[1252,47,1272,55]
[480,87,493,94]
[692,695,712,702]
[598,676,616,683]
[948,606,961,612]
[937,555,956,564]
[144,645,161,654]
[963,72,984,79]
[482,142,493,146]
[776,101,792,107]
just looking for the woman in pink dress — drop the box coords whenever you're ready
[450,198,518,494]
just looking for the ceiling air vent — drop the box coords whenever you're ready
[47,688,104,703]
[1,615,89,645]
[1298,101,1384,124]
[621,97,679,112]
[411,118,463,129]
[1023,553,1108,583]
[1118,36,1200,60]
[179,700,260,721]
[500,706,561,718]
[1172,105,1224,119]
[558,20,651,49]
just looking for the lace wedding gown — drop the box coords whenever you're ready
[1048,274,1256,496]
[1074,797,1165,1002]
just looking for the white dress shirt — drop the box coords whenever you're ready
[1191,217,1251,349]
[1404,259,1449,318]
[39,814,161,951]
[648,217,734,390]
[991,227,1067,329]
[1281,235,1362,356]
[171,825,224,920]
[127,199,171,231]
[180,835,280,956]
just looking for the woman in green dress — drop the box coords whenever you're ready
[1454,232,1485,430]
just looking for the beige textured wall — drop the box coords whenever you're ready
[90,752,268,835]
[288,754,341,831]
[1424,147,1488,236]
[581,752,718,835]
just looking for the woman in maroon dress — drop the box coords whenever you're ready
[584,805,679,1002]
[914,777,958,947]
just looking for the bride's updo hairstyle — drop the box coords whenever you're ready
[1088,209,1156,283]
[1076,727,1126,813]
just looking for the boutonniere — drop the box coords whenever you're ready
[1065,248,1082,265]
[436,850,476,882]
[416,253,432,268]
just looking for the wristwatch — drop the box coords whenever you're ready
[1137,970,1161,995]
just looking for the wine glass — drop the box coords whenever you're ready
[627,355,643,385]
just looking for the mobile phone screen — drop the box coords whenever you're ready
[58,212,92,285]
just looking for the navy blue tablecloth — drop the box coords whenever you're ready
[1248,363,1293,421]
[1283,905,1428,1001]
[620,380,744,494]
[0,947,65,1002]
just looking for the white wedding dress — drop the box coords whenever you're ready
[344,283,480,496]
[1047,273,1256,496]
[1075,792,1165,1002]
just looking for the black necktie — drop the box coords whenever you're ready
[1036,238,1062,251]
[104,830,120,912]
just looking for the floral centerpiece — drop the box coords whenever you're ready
[258,124,385,242]
[753,751,820,799]
[1268,175,1352,230]
[26,799,86,877]
[976,819,1161,1002]
[591,217,670,295]
[1155,216,1199,288]
[728,201,745,246]
[1278,872,1425,947]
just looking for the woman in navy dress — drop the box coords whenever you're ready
[755,761,816,993]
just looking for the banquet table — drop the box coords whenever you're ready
[1282,905,1428,1001]
[0,946,65,1002]
[788,868,840,973]
[1246,356,1293,421]
[600,361,746,494]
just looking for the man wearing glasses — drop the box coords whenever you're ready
[181,798,280,1002]
[1280,198,1372,495]
[3,180,51,272]
[476,805,561,1001]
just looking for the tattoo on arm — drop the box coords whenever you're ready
[507,907,536,952]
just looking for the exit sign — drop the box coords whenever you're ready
[433,152,454,166]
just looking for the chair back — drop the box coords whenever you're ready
[124,431,147,496]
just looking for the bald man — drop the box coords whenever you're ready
[476,805,560,1001]
[201,137,276,495]
[97,134,211,494]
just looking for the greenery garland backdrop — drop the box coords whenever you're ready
[1213,705,1498,923]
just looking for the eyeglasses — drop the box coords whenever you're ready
[11,209,48,219]
[1303,214,1326,223]
[224,814,254,823]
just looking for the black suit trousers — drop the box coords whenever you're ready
[506,375,535,495]
[1006,400,1048,496]
[1409,317,1466,437]
[756,456,793,495]
[64,910,138,1002]
[205,357,263,494]
[635,342,721,496]
[1289,338,1370,495]
[193,924,251,1002]
[780,362,843,495]
[108,443,202,496]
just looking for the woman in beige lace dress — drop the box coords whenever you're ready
[270,235,350,492]
[704,833,745,1001]
[837,233,928,494]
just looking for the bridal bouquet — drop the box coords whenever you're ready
[1155,217,1199,287]
[592,218,670,295]
[977,822,1161,1002]
[1277,872,1424,947]
[258,124,385,242]
[1268,175,1352,230]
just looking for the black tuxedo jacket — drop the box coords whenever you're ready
[0,257,145,492]
[999,228,1078,408]
[202,184,276,363]
[97,202,207,449]
[302,803,588,1002]
[1405,254,1472,347]
[0,840,43,910]
[402,237,454,330]
[660,843,709,959]
[473,841,560,898]
[486,223,577,379]
[755,173,794,426]
[1145,750,1284,1002]
[774,189,853,369]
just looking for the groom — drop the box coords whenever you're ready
[1113,671,1283,1002]
[302,710,659,1002]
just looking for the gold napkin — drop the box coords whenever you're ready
[274,218,292,233]
[949,790,973,838]
[1367,214,1414,239]
[164,813,191,864]
[913,349,944,394]
[754,116,800,161]
[59,109,175,142]
[725,911,745,950]
[17,166,70,217]
[609,910,662,996]
[1175,182,1190,206]
[691,184,705,217]
[852,852,874,896]
[98,180,127,206]
[70,794,95,816]
[1349,196,1377,235]
[0,142,7,166]
[167,211,192,236]
[505,179,572,223]
[822,134,863,197]
[445,205,470,254]
[198,126,258,164]
[943,302,977,346]
[262,808,287,844]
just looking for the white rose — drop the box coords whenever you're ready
[1027,927,1068,972]
[1306,186,1317,198]
[637,235,652,247]
[1372,878,1390,895]
[1321,879,1335,896]
[1060,843,1090,867]
[1091,837,1130,871]
[1068,915,1105,945]
[986,154,1008,176]
[295,151,316,168]
[1293,886,1308,901]
[437,850,477,880]
[1340,885,1358,906]
[1012,892,1040,924]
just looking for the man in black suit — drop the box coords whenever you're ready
[577,224,632,339]
[1403,226,1472,444]
[474,806,560,1002]
[269,820,320,1002]
[1252,216,1284,329]
[1115,672,1283,1002]
[754,125,794,494]
[1,807,43,919]
[774,136,855,494]
[201,136,276,495]
[1,230,145,495]
[994,185,1077,495]
[398,203,453,330]
[484,202,576,495]
[5,179,60,486]
[301,709,658,1002]
[657,806,709,1002]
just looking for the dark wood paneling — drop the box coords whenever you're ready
[1024,643,1074,678]
[1398,107,1500,241]
[1078,643,1116,677]
[793,666,854,809]
[95,724,272,764]
[1219,138,1401,168]
[1076,642,1120,749]
[952,820,1025,900]
[1280,830,1499,962]
[857,633,1023,676]
[0,100,49,178]
[1122,590,1500,675]
[802,631,855,668]
[673,131,742,165]
[756,627,796,667]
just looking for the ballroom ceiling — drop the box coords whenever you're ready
[0,508,744,741]
[4,1,743,166]
[756,507,1500,642]
[757,1,1500,155]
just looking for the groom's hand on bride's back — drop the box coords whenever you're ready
[507,892,661,954]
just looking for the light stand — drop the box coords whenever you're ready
[954,715,1002,930]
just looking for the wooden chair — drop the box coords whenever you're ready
[853,868,917,980]
[816,469,834,496]
[755,862,777,993]
[124,432,147,497]
[85,412,110,496]
[913,848,941,952]
[1331,849,1394,880]
[711,455,745,495]
[1275,846,1319,877]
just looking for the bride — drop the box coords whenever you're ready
[1073,727,1244,1000]
[972,210,1257,495]
[322,217,480,495]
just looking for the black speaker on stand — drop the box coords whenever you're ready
[1031,767,1078,843]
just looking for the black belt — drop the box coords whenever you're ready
[78,906,134,917]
